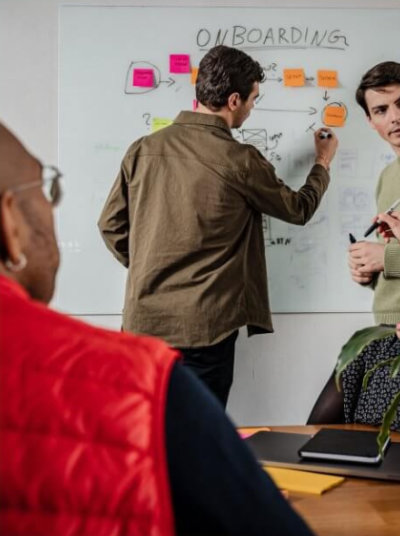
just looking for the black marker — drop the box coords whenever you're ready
[349,233,357,244]
[319,131,332,139]
[363,197,400,237]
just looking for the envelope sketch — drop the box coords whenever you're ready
[241,129,268,147]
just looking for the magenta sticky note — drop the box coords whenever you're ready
[239,431,255,439]
[133,69,154,87]
[170,54,191,74]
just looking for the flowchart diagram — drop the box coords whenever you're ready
[59,6,400,313]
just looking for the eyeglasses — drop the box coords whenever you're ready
[10,165,63,207]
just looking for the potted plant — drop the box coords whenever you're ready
[335,325,400,454]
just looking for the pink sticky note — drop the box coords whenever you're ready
[239,431,255,439]
[192,99,198,111]
[133,69,154,87]
[170,54,191,74]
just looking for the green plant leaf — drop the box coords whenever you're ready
[377,391,400,456]
[362,358,394,391]
[391,355,400,378]
[335,325,395,390]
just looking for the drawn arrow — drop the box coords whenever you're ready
[256,106,317,115]
[305,77,315,81]
[158,76,175,87]
[265,77,283,82]
[323,90,330,101]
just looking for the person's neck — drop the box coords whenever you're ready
[196,103,232,128]
[0,265,19,285]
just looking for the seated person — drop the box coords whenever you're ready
[308,210,400,431]
[307,338,400,430]
[0,122,315,536]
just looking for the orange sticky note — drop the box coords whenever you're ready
[323,105,346,127]
[283,69,305,87]
[318,70,338,88]
[191,67,198,85]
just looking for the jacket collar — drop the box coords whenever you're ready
[174,111,232,136]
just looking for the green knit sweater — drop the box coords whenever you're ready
[373,157,400,324]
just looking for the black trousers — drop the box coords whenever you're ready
[177,330,239,408]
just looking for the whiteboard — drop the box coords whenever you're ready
[58,5,400,314]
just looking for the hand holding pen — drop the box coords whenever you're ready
[314,128,338,170]
[376,210,400,243]
[363,197,400,237]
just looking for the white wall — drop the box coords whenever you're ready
[4,0,397,425]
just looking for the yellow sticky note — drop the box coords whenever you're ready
[323,105,346,127]
[151,118,173,133]
[318,70,338,88]
[264,466,345,495]
[191,67,198,85]
[283,68,305,87]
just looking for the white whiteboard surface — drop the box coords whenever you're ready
[58,5,400,314]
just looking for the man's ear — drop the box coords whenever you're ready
[227,92,241,111]
[0,191,25,265]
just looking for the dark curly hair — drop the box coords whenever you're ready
[356,61,400,117]
[196,45,265,111]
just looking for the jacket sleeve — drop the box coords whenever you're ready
[98,156,131,268]
[238,146,330,225]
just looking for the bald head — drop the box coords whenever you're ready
[0,122,60,303]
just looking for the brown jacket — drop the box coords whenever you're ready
[98,112,329,346]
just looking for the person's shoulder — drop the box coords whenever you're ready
[382,156,400,177]
[125,136,146,157]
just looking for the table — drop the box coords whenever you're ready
[240,424,400,536]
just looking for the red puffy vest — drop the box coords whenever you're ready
[0,276,179,536]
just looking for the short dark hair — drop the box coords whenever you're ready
[356,61,400,117]
[196,45,265,111]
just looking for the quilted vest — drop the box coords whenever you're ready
[0,276,179,536]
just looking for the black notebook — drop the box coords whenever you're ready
[298,428,390,465]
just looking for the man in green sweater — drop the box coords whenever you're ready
[349,61,400,324]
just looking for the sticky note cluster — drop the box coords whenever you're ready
[283,68,338,88]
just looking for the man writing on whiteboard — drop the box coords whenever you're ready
[348,62,400,324]
[98,45,338,408]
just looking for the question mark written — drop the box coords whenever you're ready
[142,113,151,127]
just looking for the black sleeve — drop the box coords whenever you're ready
[166,362,315,536]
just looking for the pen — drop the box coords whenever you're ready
[349,233,357,244]
[364,197,400,237]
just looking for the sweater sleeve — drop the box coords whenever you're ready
[384,242,400,278]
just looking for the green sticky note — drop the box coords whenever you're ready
[151,118,173,132]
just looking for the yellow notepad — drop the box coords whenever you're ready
[264,466,345,495]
